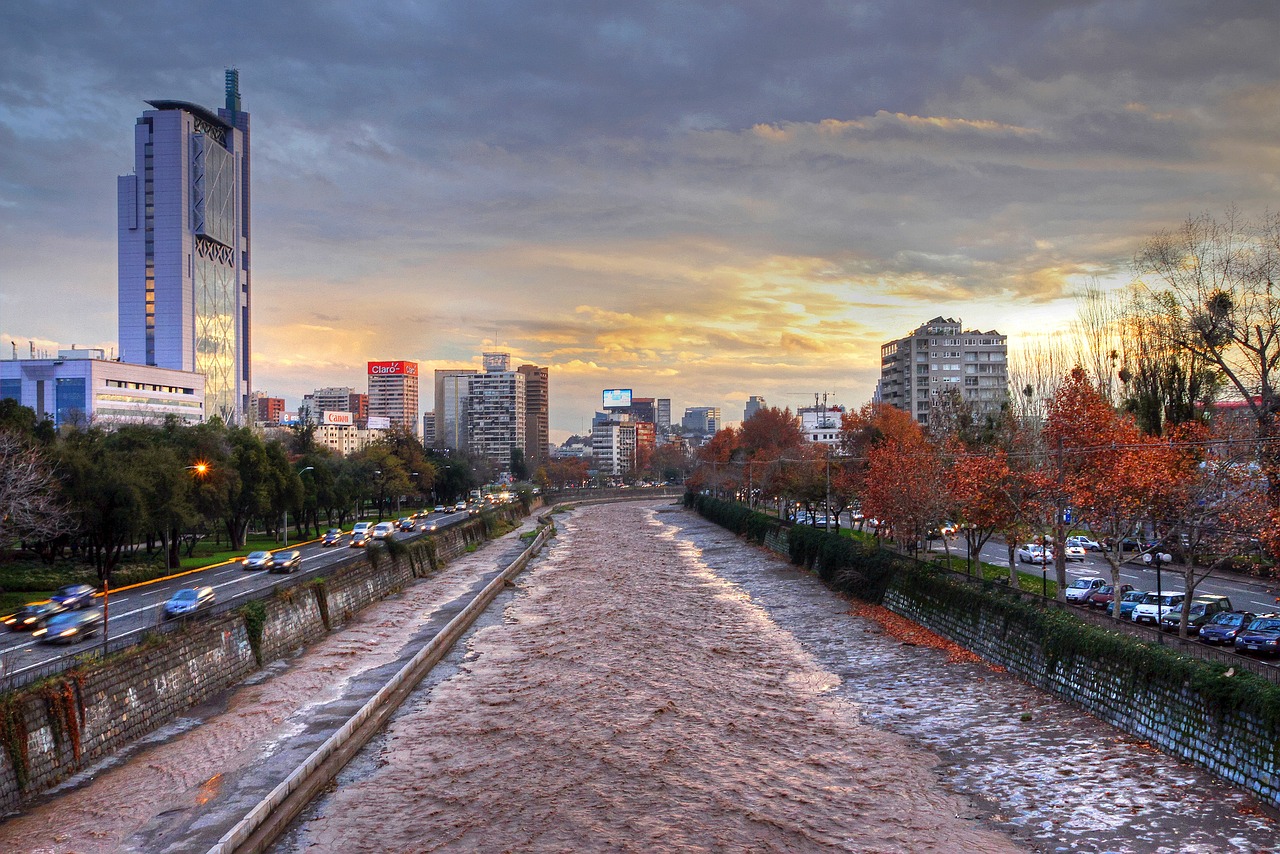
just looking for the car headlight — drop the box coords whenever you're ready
[60,628,78,637]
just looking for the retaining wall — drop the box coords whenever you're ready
[0,501,541,814]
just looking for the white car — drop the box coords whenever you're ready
[1067,535,1103,552]
[1064,577,1106,603]
[1064,544,1087,562]
[1133,592,1186,626]
[1017,544,1050,564]
[371,522,395,539]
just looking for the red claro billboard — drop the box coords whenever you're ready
[367,361,418,376]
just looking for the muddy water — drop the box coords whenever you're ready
[280,503,1020,852]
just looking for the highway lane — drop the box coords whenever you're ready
[0,507,480,684]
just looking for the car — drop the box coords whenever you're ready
[1198,610,1256,645]
[433,504,446,513]
[1234,615,1280,657]
[1159,594,1233,633]
[1017,544,1050,564]
[371,522,395,539]
[270,550,302,573]
[1064,577,1107,604]
[1064,544,1087,562]
[50,583,97,609]
[455,501,467,511]
[398,518,415,532]
[321,528,343,547]
[1087,584,1133,609]
[242,550,273,569]
[1132,592,1185,626]
[33,608,103,644]
[352,522,373,539]
[418,518,439,532]
[162,586,215,619]
[1117,589,1148,620]
[349,534,369,548]
[3,600,66,631]
[1067,535,1104,552]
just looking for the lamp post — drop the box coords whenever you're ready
[285,466,314,547]
[965,524,975,577]
[1041,532,1049,597]
[1144,551,1172,640]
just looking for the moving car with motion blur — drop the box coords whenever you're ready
[349,533,369,548]
[242,551,273,570]
[34,608,103,644]
[398,518,415,532]
[372,522,395,540]
[1016,544,1051,564]
[51,583,97,610]
[162,586,216,619]
[4,600,65,631]
[321,528,343,547]
[269,550,302,573]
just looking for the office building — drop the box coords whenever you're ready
[301,386,367,427]
[367,360,419,435]
[744,395,766,421]
[517,364,549,468]
[118,69,251,423]
[681,406,720,436]
[434,369,477,451]
[255,395,284,424]
[1,349,204,428]
[422,411,436,447]
[468,368,525,472]
[879,317,1009,426]
[656,398,671,431]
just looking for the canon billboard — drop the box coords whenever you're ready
[322,411,354,426]
[367,361,418,376]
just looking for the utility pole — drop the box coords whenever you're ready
[1054,435,1067,599]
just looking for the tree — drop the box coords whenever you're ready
[861,426,950,556]
[949,444,1047,582]
[510,448,530,482]
[0,431,66,552]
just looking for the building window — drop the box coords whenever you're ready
[56,377,87,426]
[0,379,19,402]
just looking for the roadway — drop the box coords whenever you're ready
[0,506,481,685]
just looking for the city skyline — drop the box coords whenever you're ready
[4,3,1280,440]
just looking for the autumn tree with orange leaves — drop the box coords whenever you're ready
[949,444,1050,583]
[861,418,951,555]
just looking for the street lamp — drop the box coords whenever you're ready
[1144,551,1173,639]
[184,463,209,476]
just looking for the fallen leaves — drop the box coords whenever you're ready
[849,602,985,666]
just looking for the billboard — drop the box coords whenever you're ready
[322,411,354,426]
[602,388,633,409]
[367,361,418,376]
[367,415,392,430]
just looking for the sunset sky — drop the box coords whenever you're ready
[3,2,1280,440]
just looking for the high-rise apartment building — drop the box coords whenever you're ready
[434,369,477,451]
[422,411,436,447]
[118,69,251,423]
[744,395,766,421]
[255,395,284,424]
[367,361,419,435]
[879,317,1008,426]
[593,414,638,476]
[517,364,549,468]
[656,398,671,431]
[468,369,525,472]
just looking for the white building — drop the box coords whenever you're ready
[1,350,204,428]
[799,404,845,445]
[467,369,526,472]
[879,317,1009,426]
[592,415,637,476]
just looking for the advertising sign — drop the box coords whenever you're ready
[323,411,354,426]
[367,416,392,430]
[602,388,633,409]
[367,361,418,376]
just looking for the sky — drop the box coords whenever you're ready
[3,1,1280,442]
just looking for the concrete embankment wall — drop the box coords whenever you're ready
[0,501,538,814]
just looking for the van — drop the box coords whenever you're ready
[371,522,395,539]
[352,522,372,539]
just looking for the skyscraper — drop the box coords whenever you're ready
[118,69,251,423]
[367,361,419,435]
[434,369,478,451]
[517,364,549,468]
[744,395,766,421]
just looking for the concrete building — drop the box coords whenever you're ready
[301,387,367,426]
[467,368,526,473]
[744,395,766,422]
[422,411,436,446]
[1,349,204,428]
[799,404,845,445]
[593,414,638,477]
[656,398,671,432]
[517,364,549,468]
[255,395,284,424]
[118,69,251,424]
[879,317,1009,426]
[367,361,419,436]
[434,369,477,451]
[681,406,720,436]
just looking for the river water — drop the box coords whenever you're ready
[278,502,1278,852]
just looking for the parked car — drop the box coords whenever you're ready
[1017,544,1050,564]
[398,517,415,532]
[50,583,97,610]
[242,550,273,570]
[270,550,302,573]
[1067,535,1103,552]
[1064,544,1088,562]
[1087,584,1133,609]
[1118,589,1148,620]
[4,600,66,631]
[1197,610,1256,645]
[162,586,215,619]
[34,608,103,644]
[322,528,343,547]
[1064,577,1107,604]
[1234,615,1280,657]
[1159,594,1233,632]
[1132,592,1185,626]
[372,522,395,539]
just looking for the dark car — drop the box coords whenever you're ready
[349,534,369,548]
[1159,594,1233,633]
[1234,615,1280,657]
[162,586,216,619]
[3,600,66,631]
[1087,584,1133,609]
[398,518,415,532]
[34,608,103,644]
[242,550,273,570]
[269,550,302,573]
[50,583,96,610]
[321,528,343,547]
[1198,610,1256,645]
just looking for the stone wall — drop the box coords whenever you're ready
[0,501,543,813]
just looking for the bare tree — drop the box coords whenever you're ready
[1007,333,1074,425]
[0,432,66,550]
